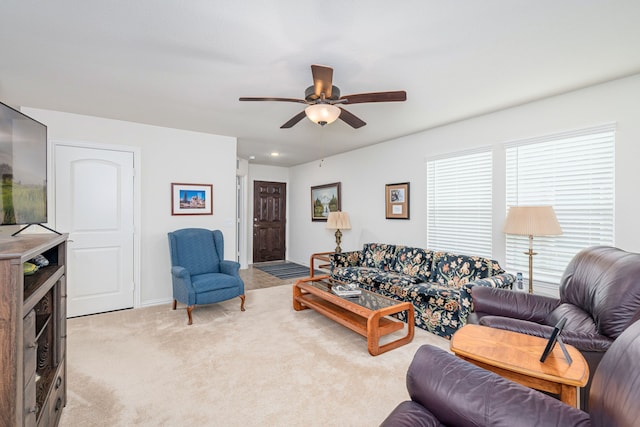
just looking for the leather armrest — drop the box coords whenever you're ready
[471,286,560,323]
[405,345,590,427]
[380,401,443,427]
[559,331,613,352]
[476,316,613,352]
[477,316,555,338]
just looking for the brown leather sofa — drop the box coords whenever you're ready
[381,318,640,427]
[467,245,640,410]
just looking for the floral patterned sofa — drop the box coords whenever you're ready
[330,243,514,339]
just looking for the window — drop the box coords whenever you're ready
[505,124,615,284]
[427,148,493,258]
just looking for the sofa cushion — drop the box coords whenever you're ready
[331,250,362,268]
[375,280,468,338]
[431,253,478,287]
[393,246,433,282]
[332,266,419,289]
[431,252,501,287]
[332,266,380,285]
[478,257,504,277]
[362,243,397,272]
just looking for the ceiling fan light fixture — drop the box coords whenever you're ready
[305,103,340,126]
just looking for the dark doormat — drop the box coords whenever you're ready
[254,262,324,280]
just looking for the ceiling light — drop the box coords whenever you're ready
[270,152,279,157]
[305,103,340,126]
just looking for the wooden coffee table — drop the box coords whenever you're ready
[450,324,589,408]
[293,275,414,356]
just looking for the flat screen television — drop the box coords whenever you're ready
[0,101,48,227]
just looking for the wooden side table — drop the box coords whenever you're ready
[450,324,588,408]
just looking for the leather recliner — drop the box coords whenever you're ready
[381,318,640,427]
[467,245,640,410]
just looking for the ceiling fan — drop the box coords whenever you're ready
[239,64,407,129]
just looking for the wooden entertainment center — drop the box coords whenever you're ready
[0,233,68,426]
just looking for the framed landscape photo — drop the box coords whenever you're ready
[311,182,341,221]
[171,183,213,215]
[385,182,410,219]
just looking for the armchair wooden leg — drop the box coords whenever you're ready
[240,295,246,311]
[172,299,177,310]
[187,305,194,325]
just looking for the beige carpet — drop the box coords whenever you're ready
[59,284,450,426]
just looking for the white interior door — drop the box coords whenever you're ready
[55,144,135,317]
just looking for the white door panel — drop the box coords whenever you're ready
[55,145,134,317]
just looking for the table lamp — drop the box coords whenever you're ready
[326,211,351,253]
[503,205,562,294]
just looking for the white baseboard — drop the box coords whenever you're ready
[139,297,173,308]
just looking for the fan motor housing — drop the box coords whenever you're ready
[305,85,340,102]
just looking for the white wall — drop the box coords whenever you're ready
[11,73,639,301]
[287,74,640,279]
[20,108,238,306]
[246,164,289,263]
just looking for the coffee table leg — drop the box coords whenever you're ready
[292,283,307,311]
[367,305,415,356]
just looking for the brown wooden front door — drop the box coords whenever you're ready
[253,181,286,262]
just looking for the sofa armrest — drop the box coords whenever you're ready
[330,250,362,268]
[219,260,241,276]
[471,286,560,323]
[170,266,195,304]
[171,266,192,284]
[457,273,516,323]
[470,272,515,290]
[404,345,590,427]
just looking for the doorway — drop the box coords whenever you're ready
[54,143,137,317]
[253,181,286,262]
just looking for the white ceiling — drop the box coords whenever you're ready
[2,1,640,167]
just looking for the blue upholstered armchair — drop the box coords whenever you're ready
[168,228,245,325]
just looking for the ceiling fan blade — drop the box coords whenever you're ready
[280,110,307,129]
[340,90,407,104]
[338,107,366,129]
[239,97,307,104]
[311,64,333,99]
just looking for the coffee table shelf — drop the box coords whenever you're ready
[293,275,414,356]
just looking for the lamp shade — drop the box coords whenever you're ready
[326,211,351,230]
[503,206,562,236]
[305,103,340,126]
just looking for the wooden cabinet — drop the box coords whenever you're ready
[0,233,68,427]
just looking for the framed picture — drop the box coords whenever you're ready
[540,317,572,364]
[171,183,213,215]
[311,182,341,221]
[385,182,410,219]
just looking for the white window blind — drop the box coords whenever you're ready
[505,124,615,284]
[427,148,493,258]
